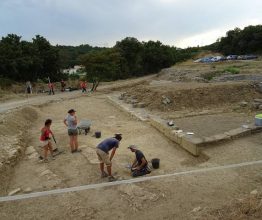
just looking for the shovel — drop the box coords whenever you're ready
[52,136,64,156]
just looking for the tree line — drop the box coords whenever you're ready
[0,34,195,83]
[206,25,262,55]
[0,34,65,83]
[82,37,196,81]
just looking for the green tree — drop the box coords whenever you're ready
[0,34,22,80]
[32,35,60,80]
[81,48,123,81]
[115,37,143,76]
[142,41,174,74]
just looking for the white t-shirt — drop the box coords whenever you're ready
[65,114,77,130]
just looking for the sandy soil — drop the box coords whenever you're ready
[0,62,262,219]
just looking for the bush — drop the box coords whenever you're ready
[0,77,13,88]
[201,71,222,81]
[69,73,80,80]
[223,67,240,74]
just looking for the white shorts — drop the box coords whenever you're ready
[40,140,50,147]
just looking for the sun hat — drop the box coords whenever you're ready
[128,145,137,150]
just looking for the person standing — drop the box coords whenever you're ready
[81,81,87,93]
[96,134,122,182]
[63,109,80,153]
[61,80,66,92]
[128,145,151,177]
[48,82,55,95]
[40,119,55,162]
[26,81,32,94]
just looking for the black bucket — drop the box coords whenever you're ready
[95,131,101,138]
[151,158,160,169]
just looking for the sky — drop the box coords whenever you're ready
[0,0,262,48]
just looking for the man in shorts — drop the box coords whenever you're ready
[96,134,122,182]
[128,145,151,177]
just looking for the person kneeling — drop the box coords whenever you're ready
[128,145,151,177]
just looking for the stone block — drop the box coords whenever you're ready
[25,146,35,155]
[132,103,138,108]
[181,136,202,156]
[28,153,39,160]
[8,188,21,196]
[210,133,231,143]
[251,102,260,109]
[173,133,184,145]
[224,127,251,139]
[254,99,262,103]
[137,102,146,108]
[0,162,3,171]
[40,169,53,177]
[203,136,216,144]
[248,124,262,133]
[239,101,248,107]
[131,100,139,104]
[24,187,32,193]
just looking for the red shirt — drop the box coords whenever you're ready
[81,82,87,88]
[48,83,54,89]
[40,127,53,141]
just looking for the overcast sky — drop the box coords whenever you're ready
[0,0,262,48]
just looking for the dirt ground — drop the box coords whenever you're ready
[1,61,262,219]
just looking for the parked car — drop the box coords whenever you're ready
[226,55,238,60]
[211,56,225,62]
[243,55,258,60]
[200,57,213,63]
[237,55,244,60]
[194,58,202,63]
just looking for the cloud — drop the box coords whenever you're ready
[0,0,262,47]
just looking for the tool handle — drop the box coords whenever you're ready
[52,136,57,144]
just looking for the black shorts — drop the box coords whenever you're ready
[68,129,78,136]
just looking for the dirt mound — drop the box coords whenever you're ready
[0,107,38,194]
[124,82,262,111]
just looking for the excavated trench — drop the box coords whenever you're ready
[0,107,38,194]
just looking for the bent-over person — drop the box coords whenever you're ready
[96,134,122,182]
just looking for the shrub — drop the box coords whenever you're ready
[223,67,240,74]
[0,77,13,89]
[69,73,80,80]
[201,71,221,81]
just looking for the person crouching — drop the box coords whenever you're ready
[128,145,151,177]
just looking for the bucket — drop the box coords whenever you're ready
[151,158,160,169]
[255,114,262,126]
[95,131,101,138]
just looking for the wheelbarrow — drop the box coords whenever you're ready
[77,120,92,135]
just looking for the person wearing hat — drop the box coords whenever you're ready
[96,134,122,182]
[128,145,151,177]
[63,109,80,153]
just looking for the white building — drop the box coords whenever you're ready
[63,65,84,75]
